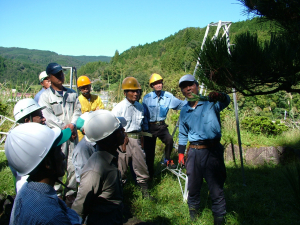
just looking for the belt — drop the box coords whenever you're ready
[189,139,220,149]
[127,132,153,139]
[149,120,165,125]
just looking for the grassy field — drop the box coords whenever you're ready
[121,150,300,225]
[1,97,300,224]
[1,149,299,224]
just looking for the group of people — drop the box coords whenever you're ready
[5,62,230,225]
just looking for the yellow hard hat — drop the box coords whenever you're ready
[122,77,141,90]
[149,73,163,86]
[77,76,91,87]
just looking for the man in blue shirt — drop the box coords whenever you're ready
[143,73,186,177]
[6,123,81,225]
[178,74,230,224]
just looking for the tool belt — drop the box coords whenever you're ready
[149,120,165,125]
[127,132,152,139]
[189,139,220,150]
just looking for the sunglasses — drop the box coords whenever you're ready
[53,71,64,77]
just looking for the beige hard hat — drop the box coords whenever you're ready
[121,77,141,90]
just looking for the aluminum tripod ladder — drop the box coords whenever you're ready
[161,118,188,202]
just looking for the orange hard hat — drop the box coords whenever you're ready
[149,73,163,86]
[121,77,141,90]
[77,76,91,87]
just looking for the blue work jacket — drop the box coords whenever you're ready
[178,95,230,146]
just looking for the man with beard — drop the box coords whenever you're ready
[39,63,81,202]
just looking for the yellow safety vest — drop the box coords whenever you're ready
[77,94,105,141]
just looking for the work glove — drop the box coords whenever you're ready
[208,92,226,103]
[178,153,185,166]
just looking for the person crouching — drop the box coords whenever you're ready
[6,123,81,225]
[72,110,125,225]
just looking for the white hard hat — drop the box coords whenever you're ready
[84,110,125,142]
[5,123,72,176]
[76,112,91,131]
[39,71,48,83]
[14,98,46,123]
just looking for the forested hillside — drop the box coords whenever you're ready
[77,17,299,120]
[79,18,279,86]
[0,47,111,85]
[0,47,111,67]
[0,56,44,86]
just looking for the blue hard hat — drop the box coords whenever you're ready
[179,74,195,87]
[46,63,63,75]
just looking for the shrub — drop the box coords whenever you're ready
[0,102,8,115]
[241,116,288,136]
[92,81,102,92]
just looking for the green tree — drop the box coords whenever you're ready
[92,80,102,92]
[196,0,300,96]
[111,50,120,64]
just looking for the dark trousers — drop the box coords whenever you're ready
[186,143,226,217]
[144,123,173,178]
[85,207,123,225]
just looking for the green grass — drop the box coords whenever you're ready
[122,159,299,225]
[0,152,15,196]
[1,146,299,224]
[1,95,300,224]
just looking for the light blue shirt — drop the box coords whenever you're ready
[10,181,81,225]
[143,91,186,122]
[34,88,45,102]
[178,95,230,146]
[112,98,148,132]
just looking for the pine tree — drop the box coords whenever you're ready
[111,50,120,64]
[196,0,300,96]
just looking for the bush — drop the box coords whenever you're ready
[241,116,288,136]
[92,81,102,92]
[0,102,8,115]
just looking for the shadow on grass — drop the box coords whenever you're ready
[224,163,299,224]
[0,159,8,172]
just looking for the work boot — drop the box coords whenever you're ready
[137,183,157,202]
[189,209,198,221]
[214,216,225,225]
[164,159,177,169]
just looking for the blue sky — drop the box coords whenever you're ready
[0,0,249,57]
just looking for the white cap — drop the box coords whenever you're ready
[39,71,48,83]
